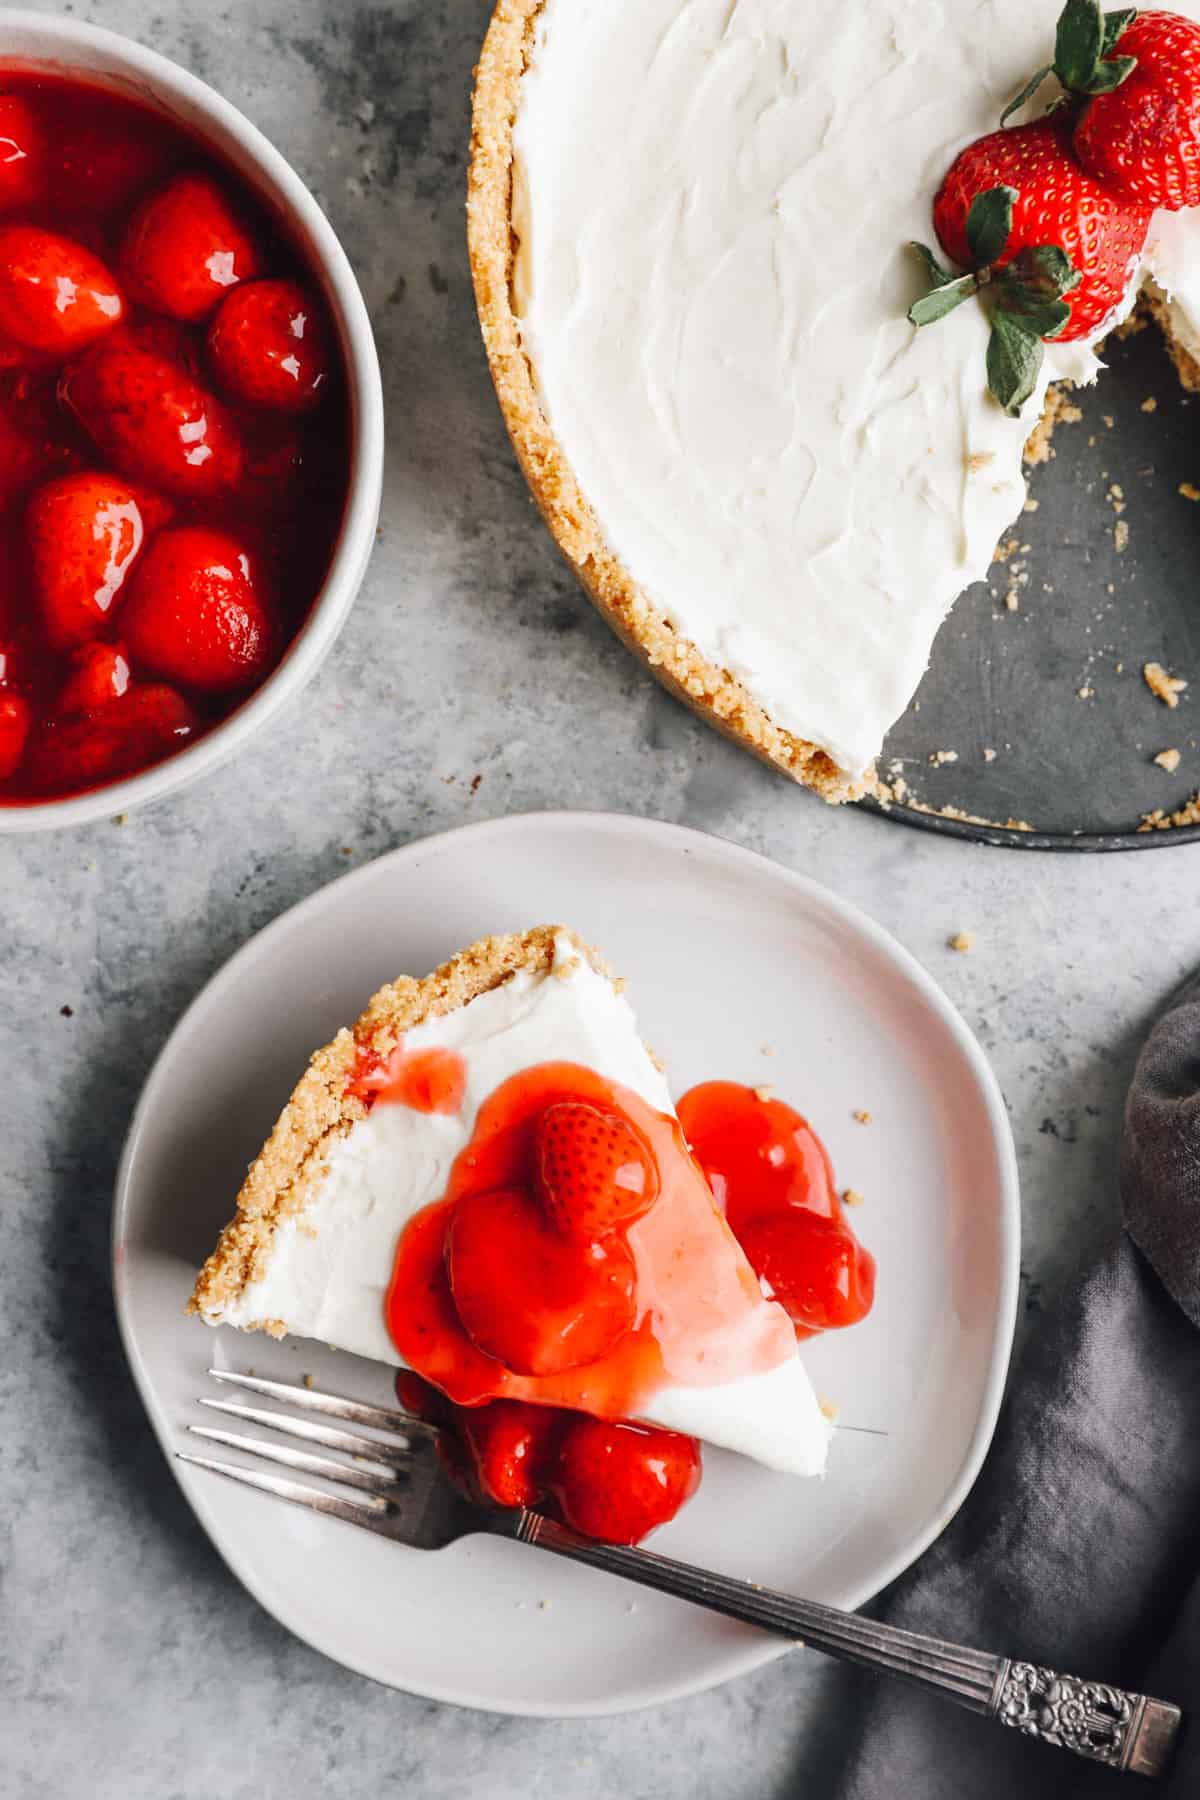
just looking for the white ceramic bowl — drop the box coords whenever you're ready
[0,11,384,832]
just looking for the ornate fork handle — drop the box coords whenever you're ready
[517,1516,1182,1779]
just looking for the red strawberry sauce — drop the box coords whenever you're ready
[364,1056,876,1543]
[0,73,348,806]
[384,1061,792,1416]
[348,1042,468,1115]
[677,1082,876,1337]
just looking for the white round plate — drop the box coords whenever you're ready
[114,813,1020,1716]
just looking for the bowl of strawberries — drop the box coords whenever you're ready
[0,11,384,830]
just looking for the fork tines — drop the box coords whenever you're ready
[177,1369,434,1539]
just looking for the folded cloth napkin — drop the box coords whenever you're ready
[832,975,1200,1798]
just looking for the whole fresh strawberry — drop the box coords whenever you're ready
[121,524,277,694]
[27,472,167,650]
[121,173,262,322]
[1077,10,1200,207]
[60,336,243,499]
[0,225,124,355]
[1005,0,1200,211]
[534,1100,660,1239]
[548,1415,702,1545]
[909,117,1150,413]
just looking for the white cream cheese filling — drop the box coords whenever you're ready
[510,0,1200,778]
[207,935,833,1478]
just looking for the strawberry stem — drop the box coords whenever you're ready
[1000,0,1138,125]
[907,189,1082,415]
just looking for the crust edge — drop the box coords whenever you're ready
[187,924,605,1328]
[466,0,862,803]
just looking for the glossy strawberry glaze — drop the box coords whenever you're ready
[0,72,349,806]
[384,1060,794,1416]
[397,1372,703,1546]
[676,1082,876,1337]
[347,1041,468,1115]
[379,1063,875,1542]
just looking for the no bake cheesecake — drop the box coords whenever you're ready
[191,926,835,1479]
[468,0,1200,799]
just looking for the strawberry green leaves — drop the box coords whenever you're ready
[1000,0,1138,125]
[966,184,1017,264]
[908,188,1081,416]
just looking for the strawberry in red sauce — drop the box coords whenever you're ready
[677,1081,876,1336]
[0,224,124,354]
[397,1372,701,1546]
[0,95,42,214]
[0,73,348,807]
[27,472,153,648]
[60,336,245,500]
[57,640,131,714]
[208,278,331,413]
[120,172,261,322]
[121,524,276,694]
[0,686,29,776]
[446,1183,638,1378]
[547,1413,702,1544]
[386,1067,871,1544]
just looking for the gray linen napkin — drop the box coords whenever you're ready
[832,976,1200,1797]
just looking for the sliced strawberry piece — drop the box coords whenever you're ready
[60,338,243,498]
[534,1100,659,1239]
[27,679,197,794]
[0,95,43,214]
[27,472,155,650]
[445,1185,637,1378]
[120,173,262,322]
[0,226,123,355]
[548,1416,702,1545]
[58,642,132,715]
[0,687,30,778]
[207,279,332,413]
[121,524,277,694]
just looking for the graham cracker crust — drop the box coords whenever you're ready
[189,925,604,1329]
[467,0,858,804]
[469,4,1200,809]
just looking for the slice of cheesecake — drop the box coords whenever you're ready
[191,925,831,1477]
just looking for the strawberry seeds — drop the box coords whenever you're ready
[907,0,1200,415]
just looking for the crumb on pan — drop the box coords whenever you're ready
[1144,662,1188,708]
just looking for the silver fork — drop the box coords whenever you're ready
[180,1370,1181,1780]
